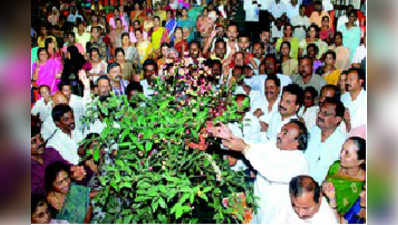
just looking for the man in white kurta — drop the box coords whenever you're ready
[250,76,282,140]
[304,99,346,184]
[46,104,85,165]
[59,81,87,130]
[274,175,338,223]
[340,69,366,137]
[267,84,303,141]
[31,85,52,123]
[219,120,309,224]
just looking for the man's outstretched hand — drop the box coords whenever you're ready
[207,122,233,140]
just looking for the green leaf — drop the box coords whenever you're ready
[137,180,151,189]
[152,197,159,213]
[145,141,153,151]
[189,192,194,204]
[119,142,131,148]
[93,147,100,162]
[202,186,212,193]
[135,196,149,202]
[176,205,191,219]
[158,197,166,209]
[199,193,209,202]
[175,205,183,219]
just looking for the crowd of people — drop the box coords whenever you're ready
[31,0,366,223]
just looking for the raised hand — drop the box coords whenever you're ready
[322,181,336,201]
[221,136,247,152]
[78,69,90,89]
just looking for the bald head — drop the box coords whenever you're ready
[289,175,322,219]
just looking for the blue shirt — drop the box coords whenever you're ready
[304,126,346,184]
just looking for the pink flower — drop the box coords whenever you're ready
[140,160,144,166]
[200,102,204,106]
[186,129,190,134]
[138,133,143,138]
[154,91,159,95]
[148,167,153,171]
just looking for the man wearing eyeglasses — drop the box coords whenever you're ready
[304,97,346,184]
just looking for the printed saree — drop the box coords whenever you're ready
[326,160,364,215]
[56,183,91,224]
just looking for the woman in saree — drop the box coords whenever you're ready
[275,23,300,59]
[87,47,107,83]
[319,50,342,85]
[115,47,139,82]
[45,37,61,59]
[342,183,366,223]
[172,27,188,57]
[151,16,169,51]
[322,136,366,222]
[121,32,140,66]
[45,162,93,223]
[280,41,298,76]
[130,2,145,24]
[165,9,177,39]
[143,11,155,35]
[32,48,63,95]
[157,43,169,70]
[337,10,361,63]
[298,24,328,59]
[135,29,153,65]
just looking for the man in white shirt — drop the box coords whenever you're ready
[31,85,52,123]
[286,0,300,20]
[224,24,240,58]
[67,7,84,23]
[251,76,281,140]
[291,4,310,41]
[278,175,338,223]
[251,55,292,95]
[336,5,359,31]
[341,68,366,137]
[270,0,287,19]
[216,119,309,224]
[267,83,303,140]
[140,59,158,98]
[58,81,86,130]
[41,92,69,140]
[352,41,366,66]
[305,98,346,184]
[46,104,85,165]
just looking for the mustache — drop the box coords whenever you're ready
[265,91,275,96]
